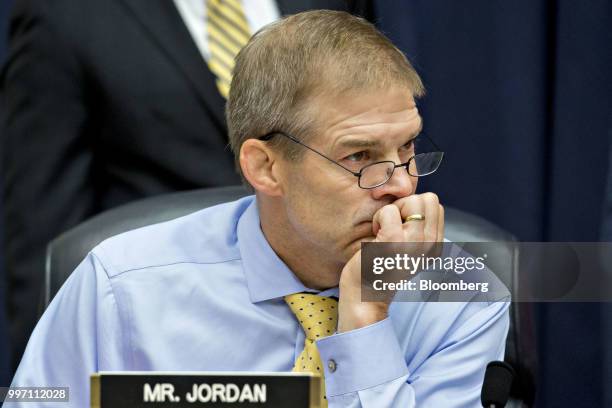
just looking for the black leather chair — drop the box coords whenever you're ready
[44,186,536,406]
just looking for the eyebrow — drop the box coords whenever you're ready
[335,121,424,150]
[336,138,382,149]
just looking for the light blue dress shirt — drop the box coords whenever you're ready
[9,196,509,407]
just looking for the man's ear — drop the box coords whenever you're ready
[239,139,283,196]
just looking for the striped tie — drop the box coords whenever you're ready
[206,0,251,99]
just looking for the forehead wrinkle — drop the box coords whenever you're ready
[330,104,420,135]
[330,115,423,152]
[322,95,417,129]
[329,106,417,130]
[314,90,421,149]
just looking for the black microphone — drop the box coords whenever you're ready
[481,361,515,408]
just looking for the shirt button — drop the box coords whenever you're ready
[327,359,337,373]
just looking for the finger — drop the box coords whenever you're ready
[394,194,425,222]
[396,195,425,242]
[437,204,445,242]
[421,192,440,242]
[372,204,403,241]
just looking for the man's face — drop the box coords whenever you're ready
[279,88,423,266]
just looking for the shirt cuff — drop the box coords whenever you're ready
[316,318,409,396]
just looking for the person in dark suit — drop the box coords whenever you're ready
[0,0,373,370]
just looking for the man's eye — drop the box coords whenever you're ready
[344,151,370,162]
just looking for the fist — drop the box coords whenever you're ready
[372,192,444,244]
[337,193,444,333]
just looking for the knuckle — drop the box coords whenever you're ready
[422,192,439,206]
[400,195,422,210]
[380,204,397,217]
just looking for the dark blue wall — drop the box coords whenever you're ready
[376,0,612,406]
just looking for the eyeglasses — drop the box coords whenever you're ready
[259,131,444,189]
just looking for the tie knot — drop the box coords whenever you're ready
[284,293,338,341]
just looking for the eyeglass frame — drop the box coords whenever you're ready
[258,130,444,189]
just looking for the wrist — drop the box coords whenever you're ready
[337,299,389,333]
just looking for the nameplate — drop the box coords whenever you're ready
[90,372,322,408]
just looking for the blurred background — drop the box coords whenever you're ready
[377,1,612,407]
[1,0,611,406]
[0,0,13,388]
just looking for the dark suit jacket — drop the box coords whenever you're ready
[0,0,374,369]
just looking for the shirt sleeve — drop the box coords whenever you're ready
[6,252,127,408]
[316,300,510,407]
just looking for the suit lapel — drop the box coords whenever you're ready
[118,0,226,130]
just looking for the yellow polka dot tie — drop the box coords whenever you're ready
[284,293,339,407]
[206,0,251,99]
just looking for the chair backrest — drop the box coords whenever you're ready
[44,185,536,405]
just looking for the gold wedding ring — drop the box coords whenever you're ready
[405,213,425,222]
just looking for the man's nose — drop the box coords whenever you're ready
[370,164,416,200]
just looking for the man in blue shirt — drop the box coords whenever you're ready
[9,10,509,407]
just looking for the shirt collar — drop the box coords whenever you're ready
[237,197,339,303]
